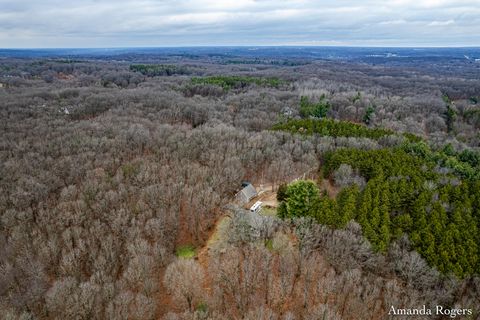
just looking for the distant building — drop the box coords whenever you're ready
[281,106,294,117]
[236,183,257,205]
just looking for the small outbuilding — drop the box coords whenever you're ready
[236,183,258,205]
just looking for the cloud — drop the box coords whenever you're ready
[0,0,478,47]
[379,20,408,25]
[428,19,455,26]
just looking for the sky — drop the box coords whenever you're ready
[0,0,479,48]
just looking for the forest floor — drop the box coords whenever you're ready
[321,178,339,198]
[198,214,231,266]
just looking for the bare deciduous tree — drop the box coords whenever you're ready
[164,259,205,312]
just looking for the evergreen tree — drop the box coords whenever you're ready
[315,197,338,227]
[283,180,320,218]
[392,213,412,238]
[277,183,288,202]
[445,104,457,133]
[336,186,359,227]
[363,105,375,125]
[357,181,373,228]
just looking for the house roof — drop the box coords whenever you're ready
[236,184,257,204]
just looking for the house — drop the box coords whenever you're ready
[236,183,258,205]
[281,106,294,117]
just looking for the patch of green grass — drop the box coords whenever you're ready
[121,163,138,179]
[196,302,208,313]
[260,206,277,217]
[175,245,196,258]
[265,239,274,251]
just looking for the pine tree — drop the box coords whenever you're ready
[357,182,373,228]
[377,217,391,252]
[367,206,381,249]
[316,197,338,227]
[392,213,412,239]
[284,180,320,218]
[336,185,359,227]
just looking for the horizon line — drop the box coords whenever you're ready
[1,45,480,50]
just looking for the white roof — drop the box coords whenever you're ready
[250,201,262,211]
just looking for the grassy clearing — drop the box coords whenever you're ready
[260,206,277,217]
[265,239,274,251]
[204,216,231,253]
[175,245,196,258]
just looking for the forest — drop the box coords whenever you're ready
[1,47,480,319]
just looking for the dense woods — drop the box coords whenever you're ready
[1,48,480,319]
[278,146,480,277]
[190,75,283,90]
[272,118,397,140]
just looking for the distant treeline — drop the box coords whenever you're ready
[130,64,191,76]
[272,118,419,142]
[273,118,479,180]
[224,59,308,66]
[190,75,283,90]
[404,141,480,180]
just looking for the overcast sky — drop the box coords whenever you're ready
[0,0,479,48]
